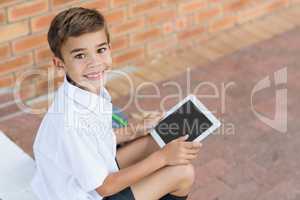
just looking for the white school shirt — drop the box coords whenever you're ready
[31,76,119,200]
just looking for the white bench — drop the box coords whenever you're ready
[0,131,38,200]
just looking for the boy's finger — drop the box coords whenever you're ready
[193,142,202,148]
[185,148,200,155]
[183,154,198,161]
[175,135,188,142]
[183,141,202,149]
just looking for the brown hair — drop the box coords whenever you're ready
[48,7,110,60]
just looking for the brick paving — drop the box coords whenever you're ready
[0,6,300,200]
[113,26,300,199]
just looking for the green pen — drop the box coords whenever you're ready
[112,113,128,126]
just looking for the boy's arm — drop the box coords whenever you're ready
[113,122,146,144]
[96,150,165,197]
[114,112,163,144]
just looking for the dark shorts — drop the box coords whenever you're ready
[102,187,135,200]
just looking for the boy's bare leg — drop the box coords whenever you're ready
[116,136,195,199]
[116,135,160,169]
[131,164,195,199]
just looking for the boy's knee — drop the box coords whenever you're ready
[181,164,195,185]
[172,164,195,187]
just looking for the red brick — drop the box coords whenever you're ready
[267,0,289,12]
[0,102,23,118]
[147,35,177,55]
[35,79,50,97]
[8,0,48,22]
[0,0,23,8]
[0,9,6,24]
[178,0,207,14]
[36,63,53,70]
[53,75,64,88]
[105,8,126,25]
[51,0,76,7]
[0,54,33,75]
[80,0,109,11]
[0,74,15,88]
[111,18,144,36]
[12,33,47,54]
[290,0,300,4]
[193,158,232,189]
[0,20,29,43]
[15,71,43,90]
[19,82,37,101]
[208,0,224,4]
[175,17,188,31]
[34,46,53,64]
[146,9,176,25]
[175,15,195,31]
[0,93,14,106]
[177,26,205,41]
[238,3,267,24]
[113,47,144,65]
[111,0,130,7]
[111,35,129,52]
[30,99,50,111]
[161,0,181,6]
[259,180,300,200]
[189,179,233,200]
[197,7,221,24]
[210,15,236,32]
[223,0,252,13]
[0,43,10,60]
[131,27,162,45]
[205,159,232,178]
[31,12,56,33]
[162,22,174,34]
[129,0,161,16]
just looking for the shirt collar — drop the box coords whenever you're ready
[63,75,112,116]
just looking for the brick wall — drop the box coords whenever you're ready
[0,0,297,106]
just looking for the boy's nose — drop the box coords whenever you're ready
[89,54,102,64]
[87,54,103,67]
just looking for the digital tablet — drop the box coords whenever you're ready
[150,95,221,148]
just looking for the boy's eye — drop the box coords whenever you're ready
[74,53,86,59]
[97,48,107,54]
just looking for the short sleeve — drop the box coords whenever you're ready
[61,127,109,192]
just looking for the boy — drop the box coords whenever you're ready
[31,7,201,200]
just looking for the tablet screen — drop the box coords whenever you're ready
[154,100,213,143]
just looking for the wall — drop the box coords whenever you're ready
[0,0,296,105]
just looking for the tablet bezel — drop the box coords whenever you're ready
[150,95,221,148]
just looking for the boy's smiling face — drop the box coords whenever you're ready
[54,29,112,94]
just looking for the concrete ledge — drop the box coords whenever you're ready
[0,131,37,200]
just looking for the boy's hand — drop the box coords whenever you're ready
[158,135,202,166]
[134,112,164,138]
[143,112,164,133]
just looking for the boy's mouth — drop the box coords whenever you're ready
[83,71,105,81]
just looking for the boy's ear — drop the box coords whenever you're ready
[52,57,65,70]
